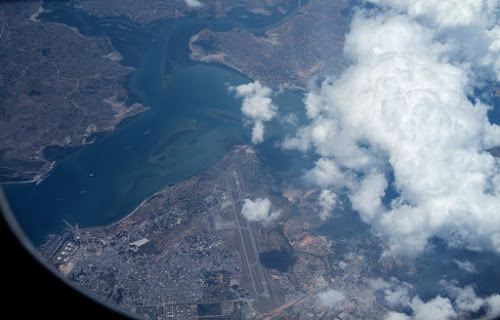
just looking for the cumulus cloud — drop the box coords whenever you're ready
[453,259,478,274]
[184,0,202,8]
[318,189,338,220]
[384,311,412,320]
[317,288,345,310]
[370,277,414,309]
[280,113,299,127]
[303,158,347,188]
[349,170,387,224]
[374,278,500,320]
[410,296,457,320]
[440,280,484,312]
[230,81,278,144]
[368,0,500,80]
[370,0,499,27]
[485,294,500,319]
[283,1,500,256]
[384,298,456,320]
[241,198,280,225]
[251,121,265,145]
[373,279,456,320]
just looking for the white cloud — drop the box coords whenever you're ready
[372,279,456,320]
[373,278,500,320]
[241,198,280,225]
[230,81,278,144]
[384,284,413,309]
[251,121,265,144]
[367,0,500,80]
[317,288,345,310]
[303,158,348,189]
[384,311,411,320]
[318,189,338,220]
[453,259,478,273]
[349,170,387,224]
[284,2,500,257]
[370,0,499,28]
[370,277,413,309]
[280,113,298,127]
[485,294,500,319]
[440,280,484,312]
[410,296,456,320]
[184,0,202,8]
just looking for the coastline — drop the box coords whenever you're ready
[2,1,290,247]
[84,144,252,232]
[1,104,150,186]
[106,188,164,229]
[0,161,55,186]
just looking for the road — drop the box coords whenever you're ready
[262,262,362,319]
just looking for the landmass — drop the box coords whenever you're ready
[72,0,348,90]
[39,143,490,319]
[40,145,390,319]
[71,0,300,25]
[189,0,349,89]
[0,0,347,182]
[6,1,498,318]
[0,2,148,183]
[0,0,346,183]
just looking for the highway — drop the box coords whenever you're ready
[262,262,363,319]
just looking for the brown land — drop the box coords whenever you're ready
[71,0,297,25]
[39,145,394,319]
[0,2,148,182]
[189,0,349,90]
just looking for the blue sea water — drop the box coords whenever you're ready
[3,3,500,304]
[4,64,250,246]
[0,1,306,246]
[1,0,312,246]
